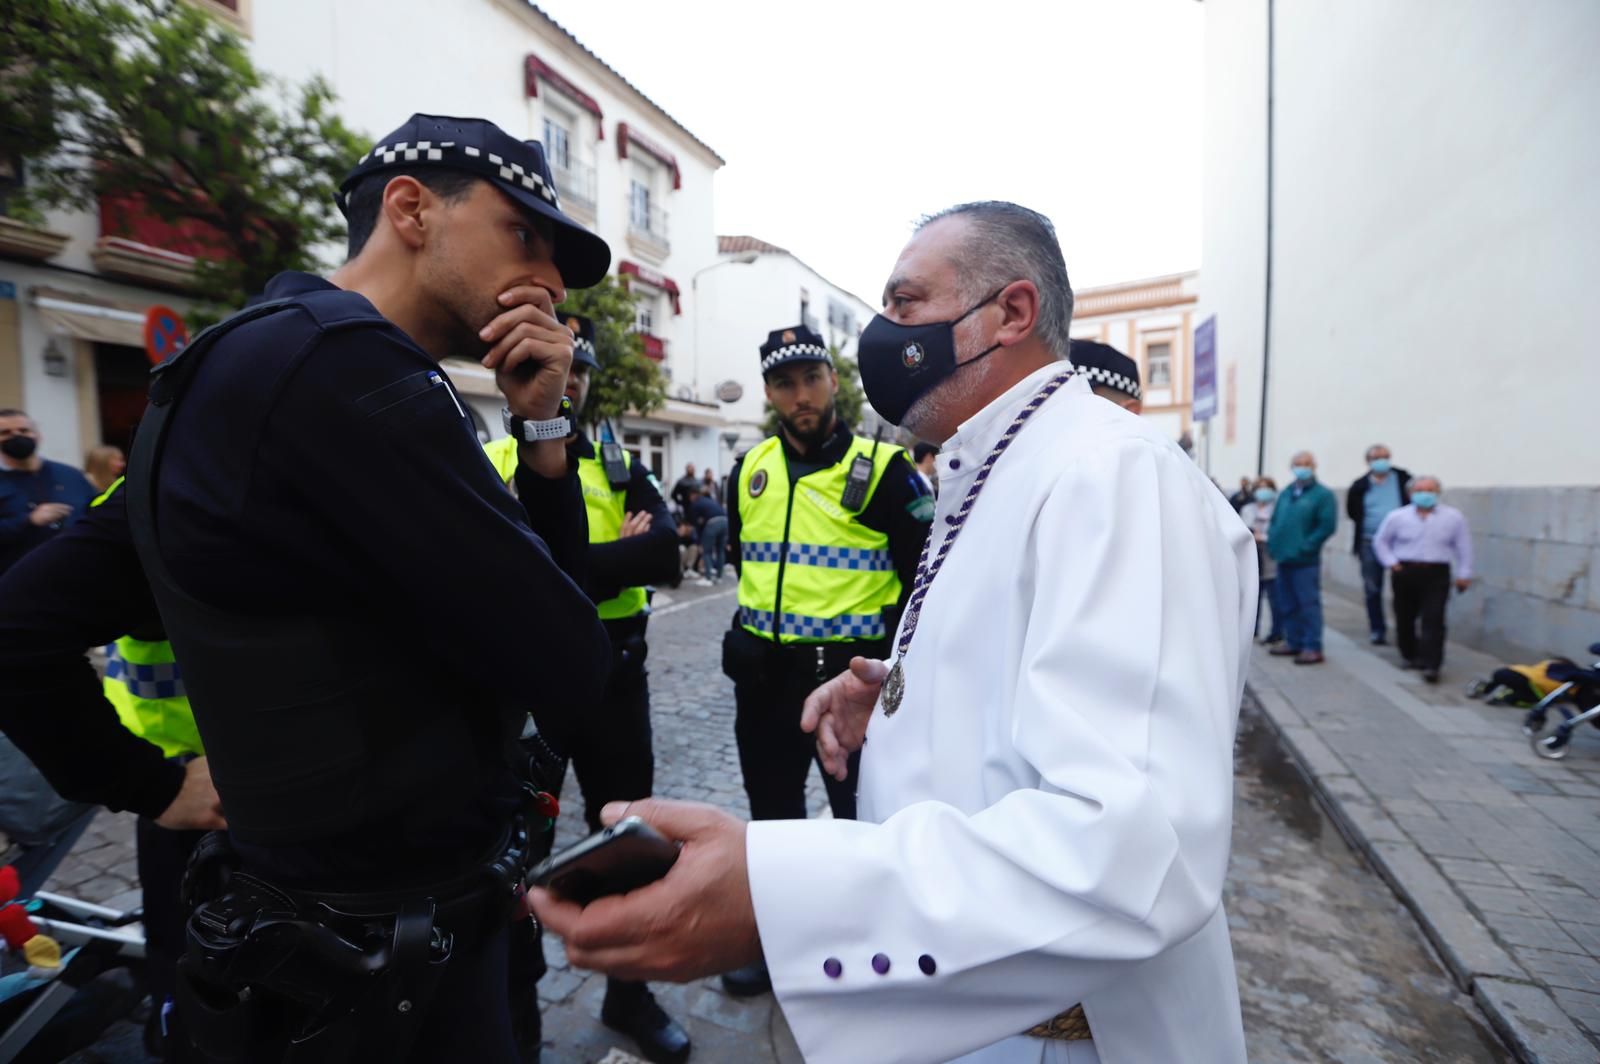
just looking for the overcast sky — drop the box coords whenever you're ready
[535,0,1205,307]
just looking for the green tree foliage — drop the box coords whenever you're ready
[558,275,668,430]
[0,0,366,316]
[761,346,868,436]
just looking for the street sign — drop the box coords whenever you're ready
[143,305,189,366]
[1193,315,1217,422]
[715,380,743,403]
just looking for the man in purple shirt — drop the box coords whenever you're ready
[1372,475,1473,682]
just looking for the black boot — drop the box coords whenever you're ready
[719,961,772,997]
[600,979,691,1064]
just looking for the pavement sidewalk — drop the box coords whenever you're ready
[1250,587,1600,1062]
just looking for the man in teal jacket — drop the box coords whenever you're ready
[1267,450,1337,663]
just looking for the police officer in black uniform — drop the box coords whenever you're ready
[490,316,689,1063]
[120,115,612,1062]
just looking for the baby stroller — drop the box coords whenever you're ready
[1517,642,1600,760]
[0,863,148,1064]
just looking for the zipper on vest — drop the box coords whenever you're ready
[770,477,801,641]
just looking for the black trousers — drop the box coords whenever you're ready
[731,636,887,822]
[1393,562,1452,670]
[565,615,654,831]
[135,815,207,1061]
[509,615,656,1054]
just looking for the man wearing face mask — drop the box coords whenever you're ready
[715,323,932,998]
[1372,476,1473,683]
[1346,444,1412,645]
[533,202,1255,1063]
[1267,451,1338,665]
[0,409,96,579]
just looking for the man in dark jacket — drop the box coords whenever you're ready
[1346,444,1412,645]
[1268,450,1338,664]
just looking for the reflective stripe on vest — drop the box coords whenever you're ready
[481,436,647,620]
[103,638,204,758]
[90,482,203,757]
[738,607,886,641]
[738,542,893,571]
[736,434,904,644]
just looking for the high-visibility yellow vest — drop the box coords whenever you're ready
[482,437,647,620]
[735,435,904,644]
[89,478,203,757]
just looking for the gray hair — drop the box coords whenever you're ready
[1413,474,1442,490]
[916,202,1074,359]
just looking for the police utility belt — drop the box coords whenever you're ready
[722,625,889,688]
[176,785,550,1061]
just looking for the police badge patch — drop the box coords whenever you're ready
[749,469,768,498]
[902,341,925,368]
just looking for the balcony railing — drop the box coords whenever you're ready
[639,333,668,361]
[551,156,596,210]
[626,200,670,256]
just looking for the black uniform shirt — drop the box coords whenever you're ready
[148,271,605,882]
[725,420,932,617]
[567,435,679,610]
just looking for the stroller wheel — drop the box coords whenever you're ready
[1531,718,1572,760]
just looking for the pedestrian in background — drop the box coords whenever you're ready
[688,484,729,583]
[1229,475,1253,513]
[1267,451,1337,664]
[672,461,698,510]
[701,467,721,505]
[1240,476,1283,644]
[84,444,127,494]
[0,408,95,579]
[1373,475,1473,683]
[1346,443,1411,645]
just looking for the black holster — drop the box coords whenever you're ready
[721,626,887,688]
[174,813,536,1063]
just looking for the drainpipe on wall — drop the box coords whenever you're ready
[1256,0,1276,478]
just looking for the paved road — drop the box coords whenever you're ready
[45,579,1508,1062]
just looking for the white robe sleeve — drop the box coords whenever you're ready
[745,437,1255,1064]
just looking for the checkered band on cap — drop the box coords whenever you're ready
[1080,365,1141,400]
[341,141,560,210]
[760,344,832,373]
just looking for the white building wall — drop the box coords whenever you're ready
[1196,0,1268,485]
[695,251,876,457]
[1200,0,1600,490]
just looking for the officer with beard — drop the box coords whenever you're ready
[716,324,931,997]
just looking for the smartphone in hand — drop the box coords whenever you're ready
[528,816,679,905]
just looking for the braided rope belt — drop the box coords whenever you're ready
[1025,1003,1092,1041]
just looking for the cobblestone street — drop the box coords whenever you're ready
[47,579,1507,1062]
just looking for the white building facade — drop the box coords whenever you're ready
[0,0,730,483]
[1200,0,1600,658]
[1069,271,1200,449]
[693,235,877,464]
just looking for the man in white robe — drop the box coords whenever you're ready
[533,201,1256,1063]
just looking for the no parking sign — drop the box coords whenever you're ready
[143,305,189,366]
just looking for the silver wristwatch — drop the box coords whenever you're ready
[503,397,576,443]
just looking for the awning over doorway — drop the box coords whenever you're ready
[31,287,147,348]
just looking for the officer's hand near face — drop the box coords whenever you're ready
[481,283,573,478]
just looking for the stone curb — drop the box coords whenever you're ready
[1247,679,1596,1063]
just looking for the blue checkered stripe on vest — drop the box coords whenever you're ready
[739,607,886,640]
[740,541,892,571]
[105,645,187,700]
